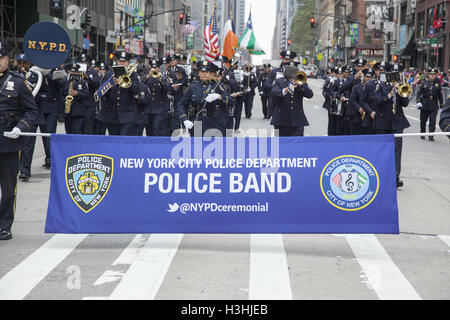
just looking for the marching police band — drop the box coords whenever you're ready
[2,41,449,239]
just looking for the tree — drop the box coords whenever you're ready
[288,0,316,59]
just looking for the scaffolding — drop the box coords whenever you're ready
[0,0,17,52]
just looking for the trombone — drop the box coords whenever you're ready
[397,73,413,98]
[117,63,139,89]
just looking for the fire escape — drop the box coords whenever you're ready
[0,0,17,51]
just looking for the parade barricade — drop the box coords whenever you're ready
[44,134,400,234]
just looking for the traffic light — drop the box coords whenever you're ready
[310,17,316,28]
[179,13,185,25]
[288,40,292,47]
[185,14,191,25]
[393,55,399,63]
[85,13,91,29]
[109,53,114,61]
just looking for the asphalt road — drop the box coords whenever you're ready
[0,78,449,300]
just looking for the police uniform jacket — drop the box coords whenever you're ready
[243,72,258,95]
[103,72,140,125]
[0,70,38,153]
[258,72,271,97]
[63,78,89,118]
[322,76,336,111]
[84,69,101,107]
[167,66,188,99]
[135,82,150,127]
[222,68,239,93]
[270,78,314,128]
[142,75,171,115]
[343,75,358,117]
[177,80,234,123]
[35,72,65,116]
[417,80,444,111]
[264,66,284,95]
[349,81,366,124]
[373,82,410,131]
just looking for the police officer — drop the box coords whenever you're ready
[218,56,239,132]
[64,63,89,134]
[373,63,410,188]
[81,54,100,135]
[258,64,272,119]
[330,67,348,135]
[166,54,188,133]
[242,64,258,119]
[264,50,297,118]
[417,68,444,141]
[270,65,314,137]
[16,53,39,181]
[94,62,113,135]
[349,64,368,136]
[0,42,38,240]
[177,61,234,137]
[102,51,140,136]
[323,67,337,135]
[141,59,171,136]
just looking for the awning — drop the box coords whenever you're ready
[399,36,415,60]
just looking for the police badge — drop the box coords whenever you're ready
[66,154,114,213]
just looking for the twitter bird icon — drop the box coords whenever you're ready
[167,203,180,213]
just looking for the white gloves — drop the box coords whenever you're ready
[4,127,22,139]
[184,120,194,130]
[276,73,284,79]
[205,93,221,103]
[417,103,423,109]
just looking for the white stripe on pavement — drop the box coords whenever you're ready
[249,234,292,300]
[0,234,87,300]
[109,234,183,300]
[345,235,421,300]
[92,235,148,287]
[438,236,450,249]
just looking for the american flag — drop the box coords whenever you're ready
[331,174,342,187]
[204,7,219,62]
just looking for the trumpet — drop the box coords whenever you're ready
[398,74,413,98]
[65,81,74,114]
[117,63,138,89]
[295,71,307,86]
[151,69,162,79]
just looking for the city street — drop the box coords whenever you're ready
[0,78,449,300]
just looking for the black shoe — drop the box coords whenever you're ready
[43,162,51,169]
[429,136,435,142]
[397,180,404,188]
[19,174,30,182]
[420,136,426,140]
[0,231,12,241]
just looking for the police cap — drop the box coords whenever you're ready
[116,51,131,62]
[16,53,29,62]
[280,50,297,59]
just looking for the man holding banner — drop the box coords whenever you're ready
[0,42,38,241]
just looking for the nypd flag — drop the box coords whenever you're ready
[45,135,399,234]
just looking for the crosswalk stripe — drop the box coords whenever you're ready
[0,235,87,300]
[109,234,183,300]
[249,234,292,300]
[345,235,421,300]
[438,236,450,248]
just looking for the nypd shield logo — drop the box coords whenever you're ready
[66,154,114,213]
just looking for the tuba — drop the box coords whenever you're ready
[295,71,307,86]
[118,63,138,89]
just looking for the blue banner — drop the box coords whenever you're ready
[45,135,399,234]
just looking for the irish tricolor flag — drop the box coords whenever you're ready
[238,11,265,55]
[222,18,239,60]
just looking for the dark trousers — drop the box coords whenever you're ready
[83,106,96,135]
[375,129,403,181]
[275,126,305,137]
[420,109,438,133]
[328,113,337,136]
[146,113,168,137]
[261,96,269,118]
[0,152,19,232]
[40,112,59,163]
[20,125,38,176]
[119,123,136,136]
[65,116,84,135]
[244,94,255,118]
[234,97,244,130]
[349,120,363,135]
[94,119,107,135]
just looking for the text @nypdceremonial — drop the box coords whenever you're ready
[119,157,319,194]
